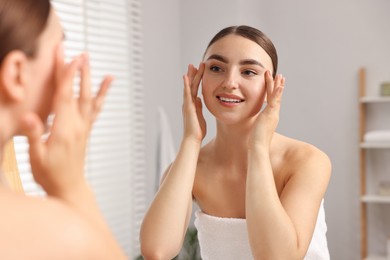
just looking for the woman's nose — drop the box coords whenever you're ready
[222,72,239,90]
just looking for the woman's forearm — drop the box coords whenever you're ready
[140,138,201,259]
[246,146,300,260]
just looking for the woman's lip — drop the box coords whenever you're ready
[217,93,244,100]
[216,95,245,106]
[216,94,245,103]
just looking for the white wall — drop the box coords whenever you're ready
[143,1,390,259]
[142,0,182,201]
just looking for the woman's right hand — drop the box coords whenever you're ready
[182,63,206,143]
[22,45,112,197]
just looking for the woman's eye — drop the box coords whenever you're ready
[210,66,221,72]
[242,70,257,76]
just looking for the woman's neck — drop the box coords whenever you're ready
[0,132,15,172]
[212,119,255,167]
[0,135,5,167]
[0,110,17,188]
[0,133,15,189]
[0,112,15,165]
[0,139,5,187]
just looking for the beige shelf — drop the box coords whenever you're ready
[364,256,387,260]
[360,142,390,149]
[359,68,390,259]
[360,96,390,103]
[361,195,390,204]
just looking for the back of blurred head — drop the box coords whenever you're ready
[0,0,59,139]
[0,0,50,64]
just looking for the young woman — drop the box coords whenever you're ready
[140,25,331,259]
[0,0,126,259]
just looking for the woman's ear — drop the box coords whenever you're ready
[0,50,29,102]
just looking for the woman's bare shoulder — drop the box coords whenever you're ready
[0,188,110,260]
[274,134,331,201]
[274,133,331,173]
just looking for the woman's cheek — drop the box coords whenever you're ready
[256,78,266,95]
[201,74,213,95]
[250,79,267,109]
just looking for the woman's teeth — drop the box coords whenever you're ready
[218,96,244,103]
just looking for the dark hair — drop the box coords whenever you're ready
[205,25,278,78]
[0,0,51,64]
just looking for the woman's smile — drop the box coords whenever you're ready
[216,94,245,107]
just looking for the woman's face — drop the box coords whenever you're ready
[24,8,63,122]
[202,34,273,125]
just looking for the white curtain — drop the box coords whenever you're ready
[13,0,146,257]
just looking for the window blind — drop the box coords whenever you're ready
[13,0,145,257]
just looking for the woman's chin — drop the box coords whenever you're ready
[214,114,247,126]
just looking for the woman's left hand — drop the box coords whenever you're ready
[22,48,113,197]
[249,70,285,149]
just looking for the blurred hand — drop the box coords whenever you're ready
[22,45,113,197]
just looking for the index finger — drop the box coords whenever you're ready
[264,70,274,102]
[268,74,285,109]
[53,55,81,112]
[191,63,205,98]
[79,53,91,103]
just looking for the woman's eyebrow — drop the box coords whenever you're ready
[240,59,264,68]
[206,54,228,63]
[206,54,264,68]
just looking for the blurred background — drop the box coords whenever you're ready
[15,1,389,259]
